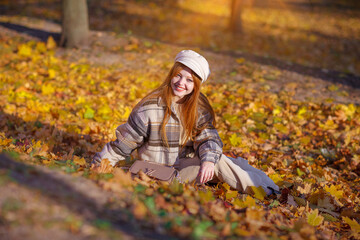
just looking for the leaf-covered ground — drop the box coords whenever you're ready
[1,1,360,239]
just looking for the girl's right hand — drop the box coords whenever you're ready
[198,161,215,184]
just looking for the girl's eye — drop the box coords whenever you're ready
[177,74,181,78]
[187,78,193,82]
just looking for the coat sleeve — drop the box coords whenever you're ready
[92,106,148,166]
[193,111,223,165]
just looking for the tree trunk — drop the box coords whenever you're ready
[229,0,242,33]
[60,0,89,48]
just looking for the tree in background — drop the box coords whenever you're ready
[60,0,89,48]
[229,0,242,33]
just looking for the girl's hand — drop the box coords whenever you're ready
[199,161,215,184]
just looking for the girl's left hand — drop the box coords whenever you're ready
[199,161,215,184]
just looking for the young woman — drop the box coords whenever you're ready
[92,50,279,194]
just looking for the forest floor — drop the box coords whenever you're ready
[1,0,360,239]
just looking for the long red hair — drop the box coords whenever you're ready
[141,62,215,147]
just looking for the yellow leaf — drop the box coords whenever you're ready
[129,86,138,101]
[343,217,360,238]
[297,106,307,116]
[229,133,242,147]
[324,185,344,200]
[247,186,266,200]
[340,104,356,118]
[98,105,112,119]
[142,79,160,89]
[84,107,95,119]
[18,44,32,57]
[236,58,245,64]
[48,69,56,79]
[121,106,131,119]
[269,173,283,185]
[322,119,338,130]
[274,123,289,134]
[41,84,55,95]
[328,84,339,92]
[73,156,86,166]
[234,228,252,237]
[233,195,256,208]
[300,136,311,145]
[76,96,86,105]
[225,190,238,200]
[199,190,214,204]
[67,125,81,134]
[36,42,47,53]
[222,183,231,191]
[272,107,282,116]
[47,36,57,49]
[307,209,324,226]
[0,138,12,146]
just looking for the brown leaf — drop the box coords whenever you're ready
[208,200,227,222]
[90,159,113,173]
[132,200,148,220]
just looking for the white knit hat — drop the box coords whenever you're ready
[175,50,210,83]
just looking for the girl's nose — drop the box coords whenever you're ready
[179,77,186,85]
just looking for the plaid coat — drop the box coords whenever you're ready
[92,97,223,167]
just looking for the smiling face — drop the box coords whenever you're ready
[170,67,195,101]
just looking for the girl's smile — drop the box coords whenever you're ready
[171,67,194,101]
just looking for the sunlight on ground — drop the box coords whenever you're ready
[1,0,359,74]
[178,0,230,16]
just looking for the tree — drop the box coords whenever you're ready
[229,0,243,34]
[60,0,89,48]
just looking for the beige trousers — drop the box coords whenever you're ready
[175,154,279,195]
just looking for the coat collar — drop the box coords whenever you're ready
[157,96,181,121]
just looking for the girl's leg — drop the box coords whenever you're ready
[177,155,279,194]
[176,157,201,183]
[214,154,279,194]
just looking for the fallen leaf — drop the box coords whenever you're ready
[307,209,324,226]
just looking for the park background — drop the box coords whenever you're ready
[0,0,360,239]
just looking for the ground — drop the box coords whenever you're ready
[0,0,360,239]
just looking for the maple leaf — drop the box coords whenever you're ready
[233,195,256,208]
[307,209,324,227]
[91,159,113,173]
[246,186,266,201]
[199,190,214,204]
[73,155,86,166]
[18,44,32,57]
[229,133,242,147]
[269,173,284,185]
[225,190,238,200]
[343,217,360,239]
[324,185,344,200]
[41,84,55,95]
[84,107,95,119]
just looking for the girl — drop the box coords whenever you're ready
[92,50,279,194]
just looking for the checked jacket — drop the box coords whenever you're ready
[92,96,223,167]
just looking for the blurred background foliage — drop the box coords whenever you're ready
[0,0,359,75]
